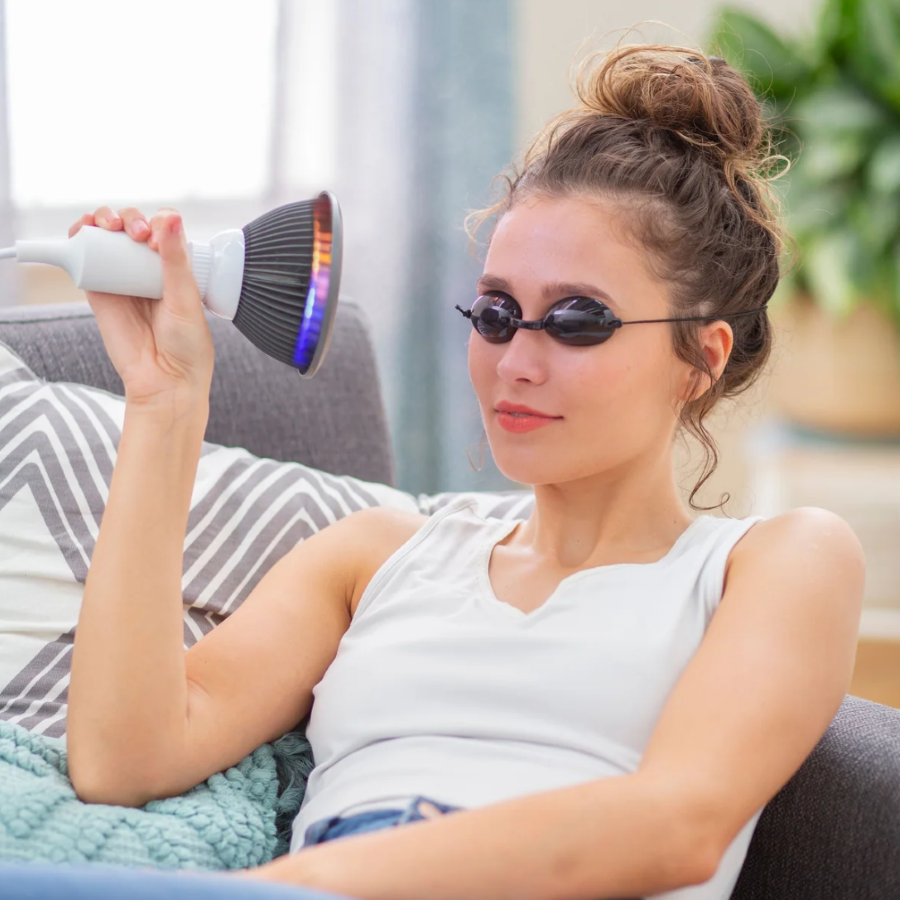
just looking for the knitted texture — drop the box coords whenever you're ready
[0,719,315,870]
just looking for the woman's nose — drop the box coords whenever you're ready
[494,328,549,385]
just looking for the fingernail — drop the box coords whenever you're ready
[108,212,121,223]
[132,220,148,236]
[169,216,182,236]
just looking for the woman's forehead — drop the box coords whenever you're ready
[476,272,616,305]
[484,197,669,315]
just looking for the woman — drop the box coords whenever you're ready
[4,43,864,900]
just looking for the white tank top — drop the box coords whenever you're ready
[290,497,767,900]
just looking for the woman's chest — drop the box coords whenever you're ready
[312,581,709,757]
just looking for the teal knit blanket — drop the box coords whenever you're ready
[0,720,314,870]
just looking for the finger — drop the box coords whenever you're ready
[154,211,203,321]
[68,212,95,239]
[117,207,150,241]
[93,206,123,230]
[146,207,180,252]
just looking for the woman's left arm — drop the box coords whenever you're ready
[243,506,865,900]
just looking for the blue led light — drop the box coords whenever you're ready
[294,271,327,370]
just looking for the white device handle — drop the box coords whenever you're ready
[14,225,245,319]
[18,226,170,298]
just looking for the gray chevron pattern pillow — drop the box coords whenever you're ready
[0,339,535,740]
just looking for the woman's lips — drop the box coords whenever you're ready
[495,409,561,434]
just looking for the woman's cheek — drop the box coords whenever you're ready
[564,350,630,403]
[467,336,493,406]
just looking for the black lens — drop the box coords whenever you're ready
[471,294,520,343]
[544,297,618,345]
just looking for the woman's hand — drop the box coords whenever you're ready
[69,206,215,411]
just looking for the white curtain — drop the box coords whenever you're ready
[332,0,519,494]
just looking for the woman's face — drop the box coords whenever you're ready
[468,193,709,487]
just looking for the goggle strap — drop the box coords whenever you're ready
[624,305,769,326]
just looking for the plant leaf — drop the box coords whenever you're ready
[814,0,858,60]
[850,0,900,113]
[707,7,811,99]
[781,158,852,239]
[848,190,900,258]
[867,134,900,195]
[792,81,891,137]
[801,228,868,316]
[799,134,869,182]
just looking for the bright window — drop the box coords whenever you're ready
[6,0,281,206]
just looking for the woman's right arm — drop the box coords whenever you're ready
[67,395,207,804]
[65,205,422,805]
[66,204,219,804]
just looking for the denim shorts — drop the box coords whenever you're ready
[300,794,464,848]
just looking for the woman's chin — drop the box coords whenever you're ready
[490,453,562,488]
[486,427,582,486]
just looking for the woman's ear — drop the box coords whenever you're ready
[683,320,734,402]
[703,319,734,384]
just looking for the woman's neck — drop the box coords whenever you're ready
[517,459,695,570]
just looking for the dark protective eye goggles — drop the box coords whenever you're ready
[456,294,768,346]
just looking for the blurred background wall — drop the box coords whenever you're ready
[0,0,896,702]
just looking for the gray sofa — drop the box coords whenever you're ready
[1,299,898,899]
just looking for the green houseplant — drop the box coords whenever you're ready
[708,0,900,435]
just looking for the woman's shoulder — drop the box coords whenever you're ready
[724,506,865,598]
[731,506,862,557]
[340,505,430,548]
[339,494,508,548]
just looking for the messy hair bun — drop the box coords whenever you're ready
[580,48,763,160]
[466,43,787,511]
[569,44,778,234]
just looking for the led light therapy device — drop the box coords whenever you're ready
[0,191,343,377]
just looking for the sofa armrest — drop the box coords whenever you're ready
[732,694,900,900]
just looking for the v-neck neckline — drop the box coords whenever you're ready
[477,514,710,621]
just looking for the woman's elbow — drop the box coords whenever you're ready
[675,834,724,889]
[650,791,730,891]
[649,830,722,892]
[69,758,162,808]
